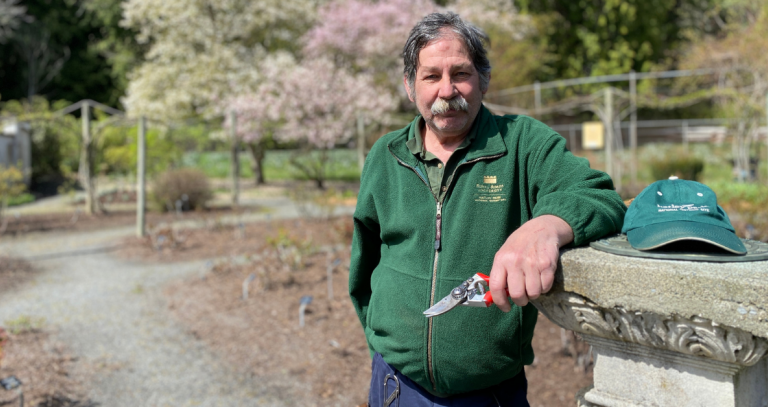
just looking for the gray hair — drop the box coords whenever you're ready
[403,12,491,96]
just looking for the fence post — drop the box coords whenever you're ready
[534,81,542,117]
[357,113,366,172]
[230,110,239,208]
[605,87,614,185]
[629,70,637,190]
[682,120,689,153]
[80,102,96,215]
[136,116,146,237]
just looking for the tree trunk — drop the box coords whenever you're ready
[247,142,266,185]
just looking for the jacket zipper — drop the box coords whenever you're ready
[390,147,504,392]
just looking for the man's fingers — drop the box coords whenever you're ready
[525,264,542,301]
[540,267,555,294]
[538,245,558,295]
[507,266,528,307]
[489,262,511,313]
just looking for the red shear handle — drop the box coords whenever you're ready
[476,273,510,307]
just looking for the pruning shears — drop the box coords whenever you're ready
[423,273,509,318]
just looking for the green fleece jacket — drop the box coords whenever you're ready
[349,106,626,396]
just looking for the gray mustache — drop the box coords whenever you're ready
[431,96,469,115]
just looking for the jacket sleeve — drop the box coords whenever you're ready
[526,128,627,246]
[348,159,381,330]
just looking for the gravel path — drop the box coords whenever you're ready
[0,199,355,406]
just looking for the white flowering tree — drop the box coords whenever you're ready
[121,0,316,121]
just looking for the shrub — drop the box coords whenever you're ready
[0,166,27,219]
[150,168,213,212]
[649,155,705,182]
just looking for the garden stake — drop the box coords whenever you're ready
[326,255,341,302]
[299,296,313,327]
[242,273,256,300]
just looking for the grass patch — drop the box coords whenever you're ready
[6,192,35,207]
[182,149,361,182]
[4,315,46,334]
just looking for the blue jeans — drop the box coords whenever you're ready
[368,353,530,407]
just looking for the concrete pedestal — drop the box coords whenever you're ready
[578,336,768,407]
[532,246,768,407]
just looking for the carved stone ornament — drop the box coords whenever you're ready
[531,291,768,366]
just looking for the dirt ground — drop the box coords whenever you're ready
[120,216,593,406]
[0,257,36,296]
[0,205,246,237]
[1,213,592,406]
[0,257,93,407]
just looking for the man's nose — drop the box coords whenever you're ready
[437,76,457,99]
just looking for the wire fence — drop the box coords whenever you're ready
[554,119,768,152]
[2,67,768,225]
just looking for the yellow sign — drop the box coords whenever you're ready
[582,121,604,150]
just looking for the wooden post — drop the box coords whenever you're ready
[629,70,637,189]
[136,116,146,237]
[534,81,542,117]
[230,110,239,207]
[357,113,366,172]
[80,102,96,215]
[682,120,689,153]
[605,87,614,185]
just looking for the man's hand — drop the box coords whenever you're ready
[489,215,574,311]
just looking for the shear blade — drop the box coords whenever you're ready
[423,294,464,318]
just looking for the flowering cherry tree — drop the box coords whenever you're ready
[304,0,437,105]
[224,53,294,185]
[227,56,397,187]
[304,0,536,103]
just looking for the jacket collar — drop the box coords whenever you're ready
[388,105,507,167]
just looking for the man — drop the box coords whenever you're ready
[350,12,626,407]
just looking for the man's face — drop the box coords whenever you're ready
[405,32,486,140]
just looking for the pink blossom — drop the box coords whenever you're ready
[226,58,397,149]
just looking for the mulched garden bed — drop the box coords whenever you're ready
[156,216,593,406]
[0,328,94,407]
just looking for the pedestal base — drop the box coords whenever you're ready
[577,335,768,407]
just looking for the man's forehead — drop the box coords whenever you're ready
[416,33,473,71]
[417,60,474,72]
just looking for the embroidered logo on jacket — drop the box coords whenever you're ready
[475,175,506,203]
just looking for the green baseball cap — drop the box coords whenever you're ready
[621,177,747,254]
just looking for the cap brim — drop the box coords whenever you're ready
[627,221,747,255]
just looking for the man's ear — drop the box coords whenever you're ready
[482,73,491,95]
[403,76,415,102]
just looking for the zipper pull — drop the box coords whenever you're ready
[435,202,442,251]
